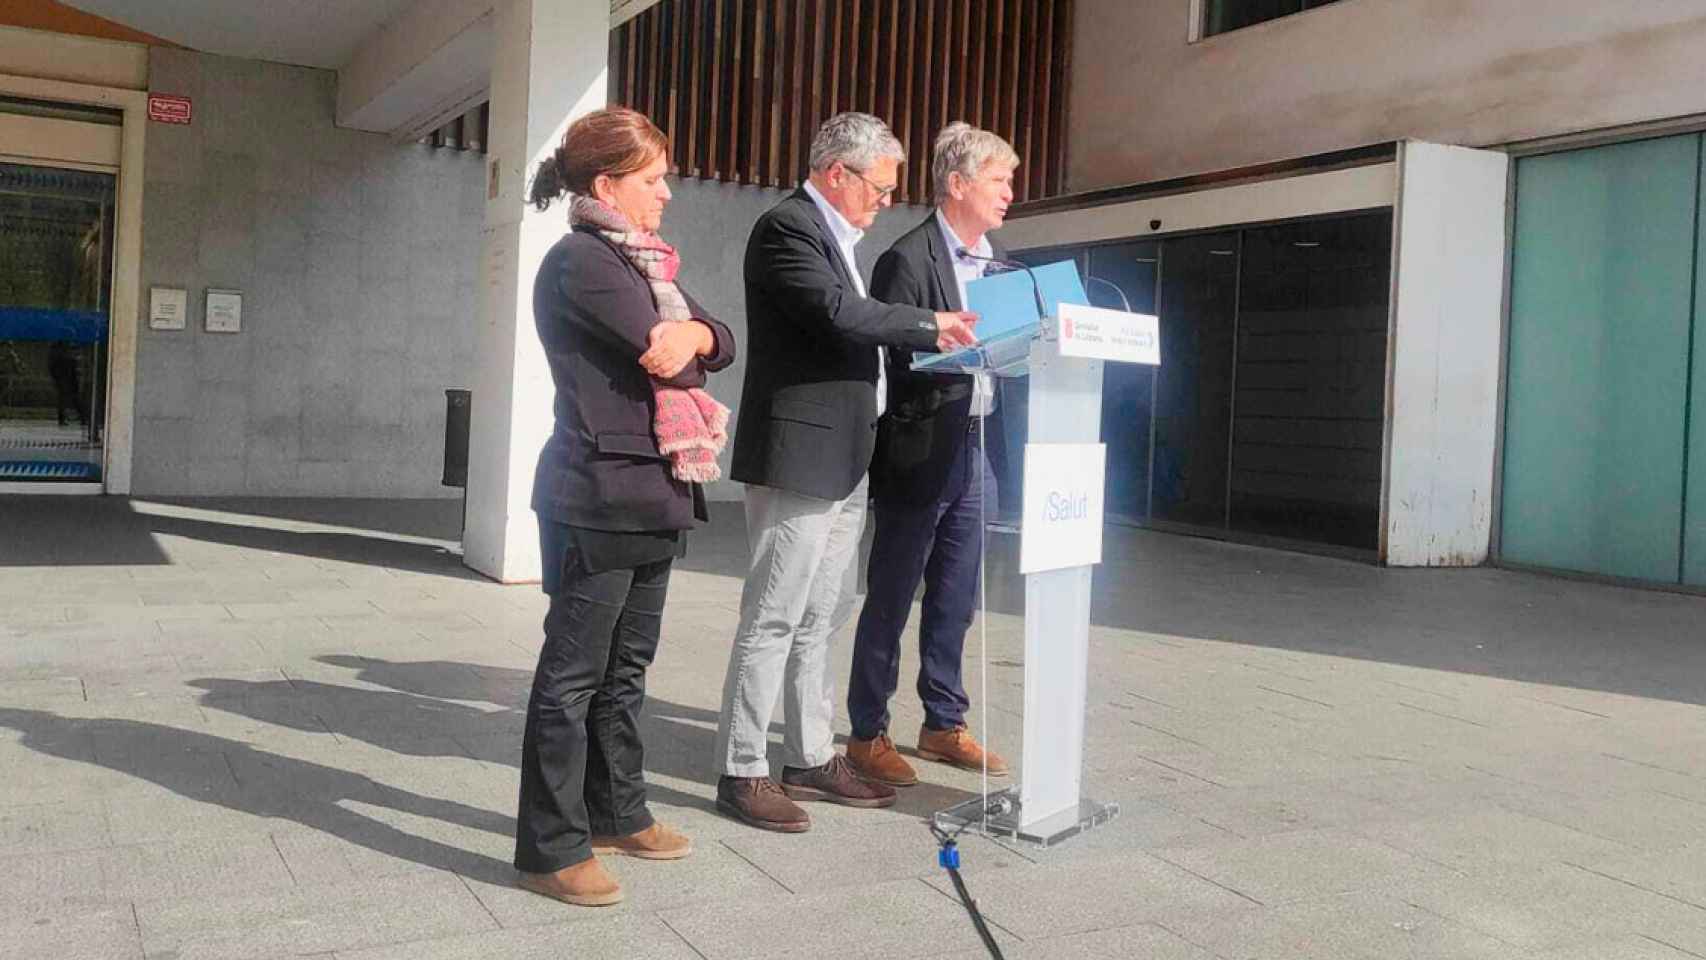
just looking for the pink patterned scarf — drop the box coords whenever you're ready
[570,196,729,484]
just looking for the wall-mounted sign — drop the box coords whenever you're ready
[149,287,187,330]
[147,94,193,125]
[205,289,242,333]
[1019,442,1107,575]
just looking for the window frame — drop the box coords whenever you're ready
[1191,0,1347,43]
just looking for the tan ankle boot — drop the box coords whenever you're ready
[591,821,694,860]
[518,856,624,907]
[847,733,919,786]
[917,725,1010,776]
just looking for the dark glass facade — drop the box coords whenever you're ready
[1010,209,1393,552]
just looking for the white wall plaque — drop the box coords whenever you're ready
[149,286,187,330]
[1019,442,1107,574]
[205,289,242,333]
[1058,301,1160,365]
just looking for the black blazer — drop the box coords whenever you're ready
[729,188,941,501]
[530,226,737,532]
[868,213,1009,506]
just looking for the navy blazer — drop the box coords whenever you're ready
[530,226,737,532]
[868,213,1009,506]
[729,188,941,501]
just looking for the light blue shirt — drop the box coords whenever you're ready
[934,208,996,416]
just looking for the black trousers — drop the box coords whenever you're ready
[514,551,672,873]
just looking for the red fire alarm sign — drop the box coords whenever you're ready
[147,95,193,125]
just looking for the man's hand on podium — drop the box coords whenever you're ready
[934,310,979,352]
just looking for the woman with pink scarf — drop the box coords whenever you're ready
[516,107,735,908]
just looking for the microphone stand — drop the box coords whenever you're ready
[957,247,1136,317]
[956,247,1048,322]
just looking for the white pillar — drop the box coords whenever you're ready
[1382,141,1510,567]
[464,0,609,582]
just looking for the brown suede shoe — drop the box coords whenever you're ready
[917,725,1010,776]
[591,821,693,860]
[517,857,624,907]
[847,733,918,786]
[717,775,811,833]
[781,754,897,807]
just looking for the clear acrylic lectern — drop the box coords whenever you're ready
[917,301,1159,846]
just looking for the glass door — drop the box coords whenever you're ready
[0,160,116,483]
[1150,231,1240,529]
[1502,134,1700,583]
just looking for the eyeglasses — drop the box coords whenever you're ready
[843,165,898,200]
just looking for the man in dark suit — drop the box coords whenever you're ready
[713,113,979,833]
[845,123,1020,787]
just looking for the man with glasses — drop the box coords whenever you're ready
[715,113,979,833]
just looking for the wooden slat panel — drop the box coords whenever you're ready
[1033,0,1057,201]
[968,0,987,130]
[727,0,745,179]
[704,0,725,177]
[906,0,935,203]
[747,0,767,185]
[839,0,859,116]
[665,0,685,169]
[603,0,1074,201]
[785,0,808,184]
[681,0,700,174]
[950,0,971,127]
[644,7,660,120]
[877,0,896,127]
[1049,0,1074,194]
[804,1,828,184]
[1016,0,1039,202]
[996,0,1009,149]
[893,0,921,196]
[826,0,844,123]
[765,0,788,186]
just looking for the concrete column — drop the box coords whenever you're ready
[1382,141,1510,567]
[463,0,608,581]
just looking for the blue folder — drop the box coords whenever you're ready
[911,259,1089,374]
[964,259,1089,339]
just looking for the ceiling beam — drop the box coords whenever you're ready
[337,0,494,136]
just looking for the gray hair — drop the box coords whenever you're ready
[809,112,906,174]
[932,122,1020,203]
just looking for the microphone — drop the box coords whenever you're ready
[1085,276,1132,313]
[956,247,1047,322]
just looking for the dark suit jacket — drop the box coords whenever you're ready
[729,188,941,501]
[530,226,737,532]
[868,213,1009,506]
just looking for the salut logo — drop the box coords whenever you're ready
[1045,489,1089,522]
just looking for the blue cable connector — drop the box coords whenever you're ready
[938,842,961,870]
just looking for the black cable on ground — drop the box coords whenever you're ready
[931,823,1007,959]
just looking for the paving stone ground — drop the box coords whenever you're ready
[5,495,1706,959]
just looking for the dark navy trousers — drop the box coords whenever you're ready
[848,425,996,740]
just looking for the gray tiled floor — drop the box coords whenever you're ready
[5,495,1706,959]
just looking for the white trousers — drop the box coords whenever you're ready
[713,478,868,777]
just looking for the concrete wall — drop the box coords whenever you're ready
[130,52,919,506]
[662,177,928,501]
[1070,0,1706,189]
[134,49,484,497]
[1382,142,1509,567]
